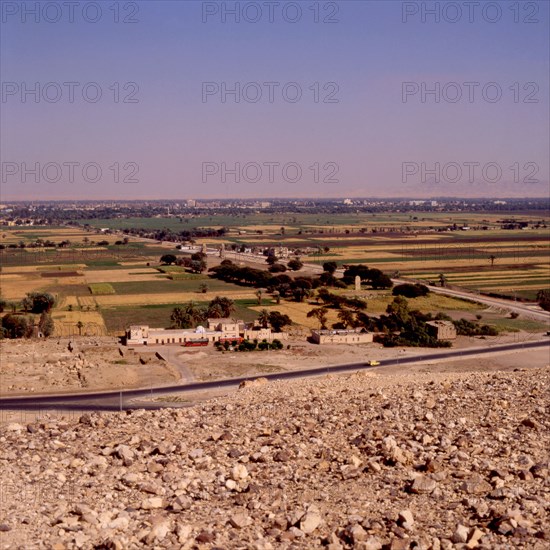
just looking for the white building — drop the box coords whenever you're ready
[311,328,373,345]
[126,319,286,346]
[243,327,288,342]
[126,325,222,345]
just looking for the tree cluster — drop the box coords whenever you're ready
[170,297,235,329]
[256,310,292,332]
[1,313,35,339]
[452,318,498,337]
[209,260,394,304]
[342,265,393,289]
[21,292,55,314]
[353,297,451,348]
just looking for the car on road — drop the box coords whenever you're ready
[368,360,380,366]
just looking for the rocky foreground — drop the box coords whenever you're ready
[0,368,549,550]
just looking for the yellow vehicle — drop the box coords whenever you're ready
[368,360,380,366]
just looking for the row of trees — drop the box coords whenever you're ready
[118,226,226,244]
[215,338,284,352]
[208,260,393,303]
[0,292,55,315]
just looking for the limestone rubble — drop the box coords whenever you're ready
[0,367,548,549]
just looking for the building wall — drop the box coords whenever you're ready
[207,319,242,337]
[126,324,284,346]
[311,330,373,345]
[426,321,457,340]
[126,326,225,345]
[243,328,288,342]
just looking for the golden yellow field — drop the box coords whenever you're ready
[249,302,341,330]
[52,309,107,336]
[0,274,50,300]
[83,268,161,283]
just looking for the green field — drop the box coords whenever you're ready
[109,277,244,295]
[89,283,116,295]
[102,303,181,332]
[102,298,261,333]
[78,211,548,233]
[2,215,548,338]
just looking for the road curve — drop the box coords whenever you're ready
[293,263,549,323]
[1,340,548,412]
[391,278,550,322]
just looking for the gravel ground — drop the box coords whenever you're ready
[0,366,548,549]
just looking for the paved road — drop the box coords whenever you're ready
[291,261,548,321]
[148,345,195,383]
[391,278,550,322]
[1,339,548,412]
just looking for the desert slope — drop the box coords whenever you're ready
[0,368,548,549]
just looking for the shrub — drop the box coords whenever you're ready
[453,318,498,336]
[269,263,287,273]
[271,339,283,350]
[258,340,270,351]
[160,254,177,265]
[287,259,303,271]
[392,283,430,298]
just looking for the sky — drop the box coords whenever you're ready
[1,0,549,200]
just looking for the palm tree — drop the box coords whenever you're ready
[206,303,224,319]
[209,296,235,318]
[307,307,329,329]
[171,307,191,328]
[187,301,207,324]
[257,309,270,328]
[76,321,84,336]
[255,289,263,306]
[489,255,496,267]
[438,273,447,288]
[171,301,206,328]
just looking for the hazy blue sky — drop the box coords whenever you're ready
[1,0,548,199]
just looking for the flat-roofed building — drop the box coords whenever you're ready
[126,319,287,346]
[126,325,224,345]
[207,318,244,338]
[426,320,457,340]
[243,327,288,342]
[311,328,373,345]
